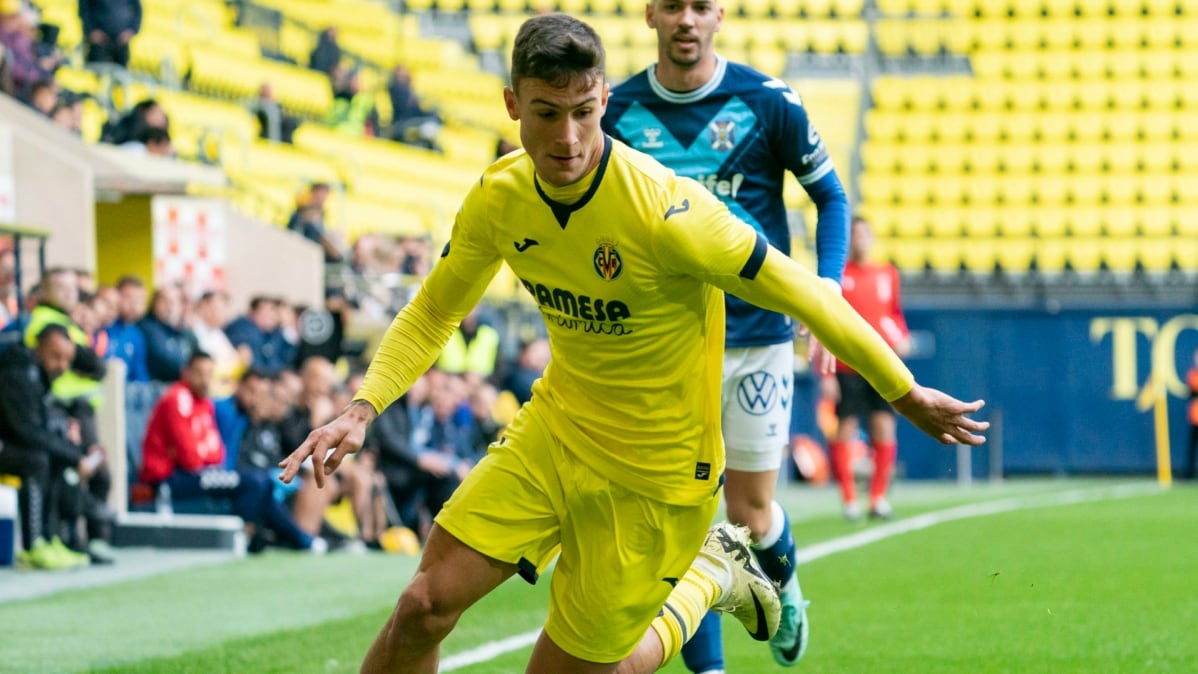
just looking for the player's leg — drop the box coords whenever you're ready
[363,524,517,674]
[527,520,784,674]
[528,438,769,674]
[704,344,807,667]
[866,406,898,519]
[366,406,564,673]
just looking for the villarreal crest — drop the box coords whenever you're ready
[593,241,623,281]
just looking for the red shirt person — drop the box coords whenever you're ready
[827,216,911,521]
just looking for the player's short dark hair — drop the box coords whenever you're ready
[35,323,72,345]
[186,350,213,368]
[511,14,604,92]
[137,126,171,146]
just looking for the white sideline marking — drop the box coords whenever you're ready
[439,483,1160,672]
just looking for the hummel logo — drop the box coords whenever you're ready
[514,238,539,252]
[664,199,690,220]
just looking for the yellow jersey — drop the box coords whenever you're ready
[356,136,913,506]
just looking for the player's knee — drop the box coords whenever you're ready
[394,578,462,643]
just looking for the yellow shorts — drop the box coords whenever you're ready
[435,402,721,663]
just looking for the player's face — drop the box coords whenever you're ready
[850,219,874,261]
[647,0,723,69]
[505,75,610,187]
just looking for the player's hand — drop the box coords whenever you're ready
[891,384,988,446]
[806,332,837,375]
[279,400,377,488]
[820,373,841,403]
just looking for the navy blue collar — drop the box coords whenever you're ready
[533,135,613,229]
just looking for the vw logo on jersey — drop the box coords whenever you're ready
[709,119,736,151]
[593,241,623,281]
[736,371,779,416]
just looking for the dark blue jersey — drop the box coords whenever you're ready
[604,56,849,348]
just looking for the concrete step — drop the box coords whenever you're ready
[112,512,246,554]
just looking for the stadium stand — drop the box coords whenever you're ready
[863,0,1198,277]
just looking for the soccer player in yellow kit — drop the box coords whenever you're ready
[279,13,988,674]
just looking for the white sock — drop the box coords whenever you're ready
[752,500,786,549]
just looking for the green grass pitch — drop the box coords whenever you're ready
[1,480,1194,673]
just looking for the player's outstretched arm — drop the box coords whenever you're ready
[890,384,988,446]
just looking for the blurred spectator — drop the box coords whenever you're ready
[1186,348,1198,480]
[0,248,16,327]
[385,64,441,149]
[51,95,84,135]
[287,183,343,263]
[75,267,96,295]
[23,268,107,403]
[252,83,299,144]
[84,290,112,357]
[502,337,549,405]
[436,307,499,381]
[295,289,348,365]
[0,39,13,97]
[0,324,99,569]
[191,290,241,398]
[139,284,196,382]
[139,352,324,553]
[0,3,60,98]
[466,382,502,457]
[26,76,55,115]
[398,234,431,276]
[327,68,378,138]
[370,378,422,534]
[308,27,341,78]
[404,372,478,533]
[102,97,167,145]
[213,368,269,468]
[496,138,519,159]
[79,0,140,68]
[105,274,148,381]
[70,291,104,356]
[123,125,172,157]
[225,296,294,375]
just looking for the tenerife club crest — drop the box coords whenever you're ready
[709,119,736,151]
[593,239,623,281]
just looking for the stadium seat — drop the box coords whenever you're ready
[995,238,1036,273]
[1066,238,1104,274]
[1035,238,1069,275]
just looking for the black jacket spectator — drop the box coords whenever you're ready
[79,0,141,67]
[0,328,85,549]
[308,28,340,78]
[138,314,195,382]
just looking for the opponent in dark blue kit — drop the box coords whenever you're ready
[604,0,852,668]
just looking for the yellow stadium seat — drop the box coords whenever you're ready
[1138,206,1176,236]
[129,31,191,82]
[1068,206,1104,236]
[1036,239,1069,275]
[996,238,1036,273]
[1067,238,1103,274]
[865,112,901,142]
[832,0,866,16]
[1102,206,1138,236]
[887,238,930,273]
[926,239,962,275]
[1136,238,1175,272]
[1034,207,1070,238]
[1103,238,1139,274]
[963,207,1000,238]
